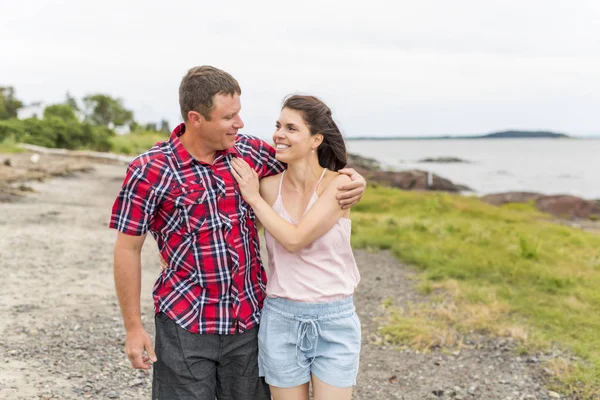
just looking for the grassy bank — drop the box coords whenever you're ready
[351,186,600,397]
[0,136,25,153]
[108,131,167,155]
[0,131,166,156]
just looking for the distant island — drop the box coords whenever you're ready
[347,130,570,140]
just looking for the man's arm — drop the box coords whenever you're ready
[249,137,366,209]
[114,231,156,370]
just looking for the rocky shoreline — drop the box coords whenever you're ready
[347,154,600,221]
[2,151,599,221]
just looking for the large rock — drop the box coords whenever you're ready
[481,192,543,205]
[535,195,600,219]
[346,166,471,193]
[346,153,471,192]
[481,192,600,219]
[370,169,471,192]
[347,153,382,171]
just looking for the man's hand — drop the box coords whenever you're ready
[125,327,157,370]
[336,167,367,209]
[113,232,153,369]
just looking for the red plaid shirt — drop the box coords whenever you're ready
[110,123,285,334]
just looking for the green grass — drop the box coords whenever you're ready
[352,186,600,398]
[0,136,25,153]
[108,131,168,155]
[2,131,168,156]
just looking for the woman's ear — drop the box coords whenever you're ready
[313,133,324,148]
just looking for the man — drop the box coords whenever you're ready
[110,66,366,399]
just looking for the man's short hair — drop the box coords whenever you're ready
[179,66,241,121]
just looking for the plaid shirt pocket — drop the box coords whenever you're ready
[174,183,208,234]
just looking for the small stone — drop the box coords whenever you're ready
[106,391,120,399]
[129,379,144,387]
[547,391,561,399]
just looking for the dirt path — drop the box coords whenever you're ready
[0,163,563,399]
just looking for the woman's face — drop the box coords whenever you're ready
[272,108,318,163]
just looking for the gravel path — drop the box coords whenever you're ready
[0,163,565,399]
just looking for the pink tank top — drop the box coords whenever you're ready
[264,169,361,302]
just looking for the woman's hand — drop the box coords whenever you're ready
[159,254,168,271]
[231,157,261,205]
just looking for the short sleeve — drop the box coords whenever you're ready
[256,139,286,179]
[109,164,158,236]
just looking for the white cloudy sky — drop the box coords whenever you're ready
[2,0,599,138]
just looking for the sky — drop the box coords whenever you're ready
[2,0,599,138]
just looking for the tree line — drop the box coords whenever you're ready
[0,86,170,151]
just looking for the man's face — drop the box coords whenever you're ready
[198,93,244,151]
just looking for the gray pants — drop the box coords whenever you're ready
[152,313,270,400]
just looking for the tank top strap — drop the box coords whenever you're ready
[278,170,286,197]
[315,168,328,192]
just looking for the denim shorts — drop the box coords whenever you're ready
[258,296,361,389]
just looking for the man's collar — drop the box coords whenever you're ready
[170,123,195,167]
[169,123,240,167]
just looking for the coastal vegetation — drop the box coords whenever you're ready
[0,86,169,154]
[352,186,600,398]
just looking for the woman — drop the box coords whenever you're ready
[230,95,361,400]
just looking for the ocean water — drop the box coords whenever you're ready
[346,138,600,199]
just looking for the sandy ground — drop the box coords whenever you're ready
[0,161,569,399]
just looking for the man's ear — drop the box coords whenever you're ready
[187,111,205,126]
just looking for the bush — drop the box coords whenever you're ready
[85,124,114,152]
[43,104,78,122]
[0,116,116,151]
[0,119,26,142]
[22,118,60,148]
[0,110,170,154]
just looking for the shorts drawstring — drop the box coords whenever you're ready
[296,319,319,368]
